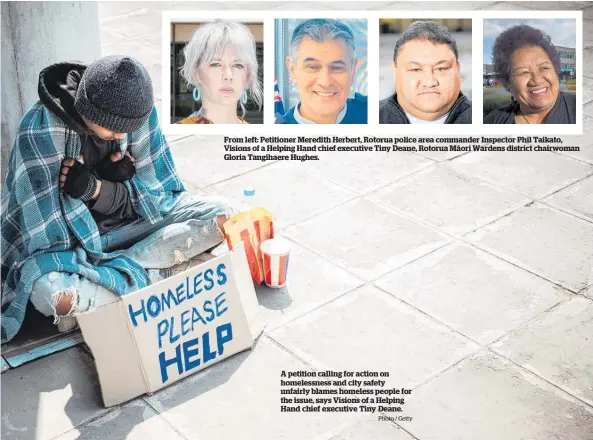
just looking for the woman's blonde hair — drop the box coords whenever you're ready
[181,20,263,115]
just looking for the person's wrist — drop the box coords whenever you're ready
[91,179,102,201]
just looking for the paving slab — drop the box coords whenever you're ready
[53,400,185,440]
[99,27,132,50]
[559,118,593,162]
[585,77,593,104]
[99,1,278,14]
[307,151,433,194]
[365,1,430,10]
[284,198,451,281]
[270,285,479,387]
[167,135,269,189]
[167,134,194,144]
[414,149,467,162]
[478,2,544,10]
[265,1,403,10]
[209,161,357,229]
[491,297,593,407]
[451,151,593,199]
[514,1,591,9]
[98,4,163,50]
[375,243,569,345]
[369,164,530,236]
[586,19,593,49]
[99,6,162,42]
[543,175,593,222]
[98,2,152,16]
[254,239,364,331]
[402,350,593,440]
[277,1,505,10]
[98,2,172,17]
[430,1,500,10]
[585,101,593,119]
[145,337,355,440]
[585,48,593,79]
[329,418,416,440]
[466,203,593,293]
[1,348,109,440]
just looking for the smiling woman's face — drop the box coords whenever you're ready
[509,45,559,114]
[197,46,249,108]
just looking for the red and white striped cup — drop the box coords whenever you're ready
[261,238,291,288]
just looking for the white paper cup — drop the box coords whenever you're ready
[260,238,291,288]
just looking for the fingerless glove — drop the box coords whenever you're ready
[62,161,98,201]
[95,154,136,182]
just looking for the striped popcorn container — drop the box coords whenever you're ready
[261,238,291,288]
[223,208,274,285]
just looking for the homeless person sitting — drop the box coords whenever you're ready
[1,55,234,343]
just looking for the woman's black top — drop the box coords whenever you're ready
[484,92,576,124]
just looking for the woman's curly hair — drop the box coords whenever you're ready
[492,24,561,91]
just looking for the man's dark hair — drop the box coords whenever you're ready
[392,21,459,64]
[492,24,561,91]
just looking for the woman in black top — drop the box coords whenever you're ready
[485,25,576,124]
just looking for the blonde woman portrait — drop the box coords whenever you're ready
[174,20,263,124]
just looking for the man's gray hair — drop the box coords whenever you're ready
[290,19,355,63]
[392,21,458,64]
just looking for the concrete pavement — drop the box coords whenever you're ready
[2,2,593,440]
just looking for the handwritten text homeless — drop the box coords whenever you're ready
[127,263,233,384]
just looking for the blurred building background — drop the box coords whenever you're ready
[170,21,264,124]
[379,18,472,101]
[557,45,576,79]
[379,18,471,33]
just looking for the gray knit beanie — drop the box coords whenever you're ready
[75,55,154,133]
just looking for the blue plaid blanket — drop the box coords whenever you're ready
[1,102,185,343]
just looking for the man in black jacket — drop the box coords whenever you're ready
[379,21,471,124]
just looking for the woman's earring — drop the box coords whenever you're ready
[193,86,201,101]
[241,89,248,105]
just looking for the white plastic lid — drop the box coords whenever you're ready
[260,238,291,256]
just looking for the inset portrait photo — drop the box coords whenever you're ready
[170,19,263,124]
[274,18,368,125]
[379,19,472,125]
[483,19,577,124]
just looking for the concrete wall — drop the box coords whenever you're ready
[1,1,101,183]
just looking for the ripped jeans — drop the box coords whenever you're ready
[29,193,234,324]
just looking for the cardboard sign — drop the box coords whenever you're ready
[77,244,262,407]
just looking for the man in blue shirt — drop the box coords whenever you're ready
[276,19,368,124]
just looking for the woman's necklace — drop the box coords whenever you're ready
[521,112,530,124]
